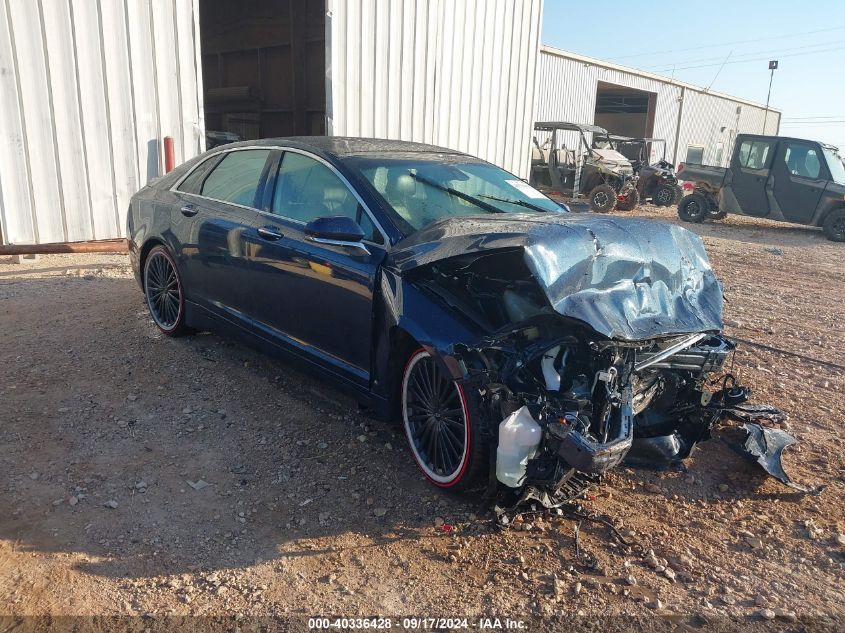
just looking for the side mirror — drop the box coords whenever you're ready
[304,216,366,247]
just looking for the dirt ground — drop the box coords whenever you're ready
[1,205,844,631]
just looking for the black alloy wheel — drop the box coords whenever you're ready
[144,246,187,336]
[677,192,709,223]
[653,183,676,206]
[401,349,474,487]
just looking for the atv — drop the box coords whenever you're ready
[608,136,681,206]
[530,121,640,213]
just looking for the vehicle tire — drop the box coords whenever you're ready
[616,187,640,211]
[588,184,617,213]
[674,185,684,203]
[143,245,189,336]
[822,208,845,242]
[401,348,484,490]
[653,183,676,206]
[677,192,709,223]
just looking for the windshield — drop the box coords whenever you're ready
[346,156,565,234]
[823,147,845,185]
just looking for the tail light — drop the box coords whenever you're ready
[677,163,685,174]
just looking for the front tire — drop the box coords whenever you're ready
[822,209,845,242]
[653,183,676,206]
[401,349,483,490]
[588,184,617,213]
[677,192,709,223]
[143,245,189,336]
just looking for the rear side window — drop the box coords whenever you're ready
[176,156,218,194]
[200,149,272,207]
[737,140,772,170]
[784,143,821,179]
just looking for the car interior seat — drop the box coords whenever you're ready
[383,172,418,222]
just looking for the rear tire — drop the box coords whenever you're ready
[143,245,190,336]
[401,349,484,490]
[588,184,617,213]
[616,187,639,211]
[677,192,709,223]
[653,183,676,206]
[822,208,845,242]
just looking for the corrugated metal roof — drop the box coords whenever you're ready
[541,45,782,113]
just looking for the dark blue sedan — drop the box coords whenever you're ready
[128,137,741,506]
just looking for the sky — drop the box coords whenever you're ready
[541,0,845,150]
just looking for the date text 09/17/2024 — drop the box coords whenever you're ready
[307,617,527,630]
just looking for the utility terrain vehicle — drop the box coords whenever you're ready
[678,133,845,241]
[530,121,639,213]
[609,136,681,206]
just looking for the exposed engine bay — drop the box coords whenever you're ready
[407,246,816,507]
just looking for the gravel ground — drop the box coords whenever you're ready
[1,205,843,631]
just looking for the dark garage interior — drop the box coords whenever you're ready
[594,81,656,139]
[199,0,327,142]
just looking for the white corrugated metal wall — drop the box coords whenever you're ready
[326,0,544,179]
[0,0,204,246]
[536,47,781,168]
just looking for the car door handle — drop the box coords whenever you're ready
[180,204,198,217]
[257,226,284,241]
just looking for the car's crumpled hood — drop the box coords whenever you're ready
[388,214,723,341]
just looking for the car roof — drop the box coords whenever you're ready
[609,135,666,144]
[534,121,608,135]
[209,136,468,158]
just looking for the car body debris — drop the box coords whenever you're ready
[739,423,824,495]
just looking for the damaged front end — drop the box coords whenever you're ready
[457,314,739,507]
[389,215,810,507]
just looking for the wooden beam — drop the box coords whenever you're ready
[0,239,128,255]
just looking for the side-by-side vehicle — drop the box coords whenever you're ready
[678,133,845,241]
[530,122,640,213]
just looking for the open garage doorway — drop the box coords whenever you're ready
[199,0,326,147]
[594,81,656,139]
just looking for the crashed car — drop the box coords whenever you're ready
[127,137,805,508]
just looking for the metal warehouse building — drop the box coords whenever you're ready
[536,46,781,168]
[0,0,543,246]
[0,1,779,247]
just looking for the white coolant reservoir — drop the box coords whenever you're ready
[496,406,543,488]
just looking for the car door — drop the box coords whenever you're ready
[174,147,276,325]
[248,149,388,387]
[729,138,776,217]
[772,140,828,224]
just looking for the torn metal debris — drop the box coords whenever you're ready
[739,423,824,495]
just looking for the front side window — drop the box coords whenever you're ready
[784,143,821,179]
[271,152,383,243]
[823,146,845,185]
[348,156,565,235]
[200,149,272,207]
[737,140,772,170]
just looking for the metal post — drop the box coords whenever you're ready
[763,60,778,133]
